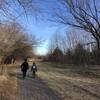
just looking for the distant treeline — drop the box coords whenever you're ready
[45,44,100,65]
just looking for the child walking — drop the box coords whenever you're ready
[31,62,37,78]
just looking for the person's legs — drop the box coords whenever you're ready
[23,71,27,79]
[33,71,35,78]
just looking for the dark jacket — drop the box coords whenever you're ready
[31,64,37,72]
[21,62,29,72]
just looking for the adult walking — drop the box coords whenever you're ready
[20,59,29,79]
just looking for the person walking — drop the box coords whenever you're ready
[20,59,29,79]
[31,62,37,78]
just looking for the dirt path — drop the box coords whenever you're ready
[16,70,61,100]
[3,63,100,100]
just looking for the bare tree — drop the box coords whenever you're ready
[0,22,40,63]
[0,0,40,22]
[54,0,100,50]
[48,33,66,53]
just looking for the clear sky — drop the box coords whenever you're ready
[16,0,67,55]
[23,17,66,55]
[0,0,96,55]
[25,20,59,55]
[0,0,70,55]
[16,0,100,55]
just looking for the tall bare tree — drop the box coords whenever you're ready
[48,33,66,53]
[0,22,40,62]
[54,0,100,50]
[0,0,39,22]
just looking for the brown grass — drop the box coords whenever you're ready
[0,62,100,100]
[37,62,100,100]
[0,75,17,100]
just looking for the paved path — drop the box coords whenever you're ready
[16,70,61,100]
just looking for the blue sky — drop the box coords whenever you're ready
[16,0,100,55]
[23,17,66,55]
[16,0,67,55]
[25,20,58,55]
[0,0,69,55]
[1,0,97,55]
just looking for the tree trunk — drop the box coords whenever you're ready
[95,38,100,64]
[96,39,100,50]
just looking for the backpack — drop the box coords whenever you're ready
[33,66,36,69]
[32,65,37,71]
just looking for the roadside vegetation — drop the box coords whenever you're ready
[45,32,100,65]
[37,62,100,100]
[0,0,99,100]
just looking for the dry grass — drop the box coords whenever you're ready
[0,75,17,100]
[0,62,100,100]
[37,62,100,100]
